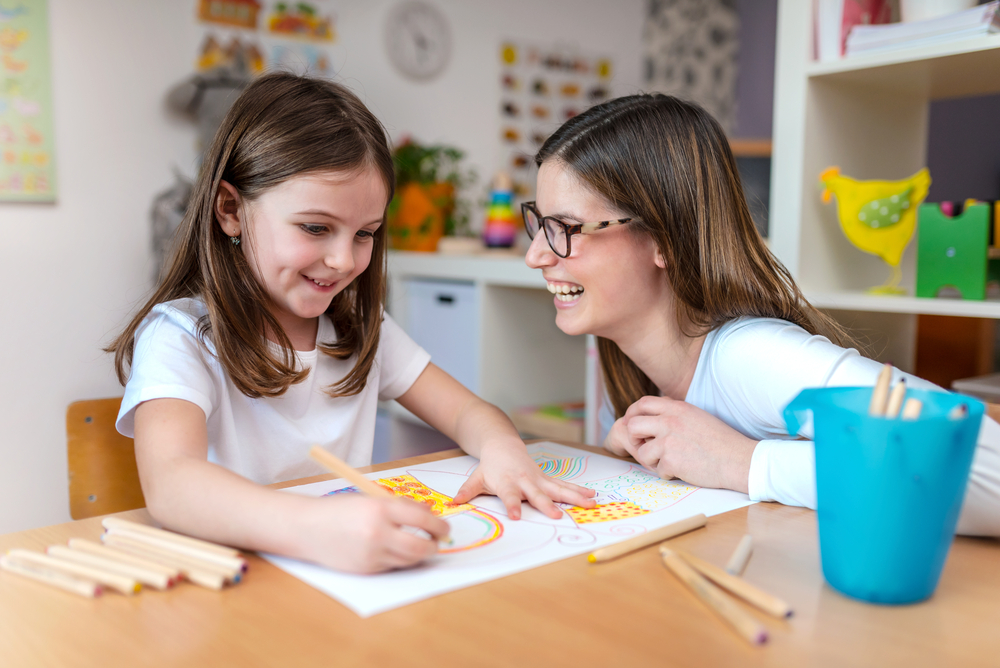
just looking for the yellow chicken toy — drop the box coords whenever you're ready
[820,167,931,294]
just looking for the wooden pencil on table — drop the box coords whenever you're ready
[586,513,707,564]
[5,549,140,595]
[101,525,246,573]
[869,363,893,416]
[47,545,174,590]
[100,534,229,590]
[1,555,103,598]
[660,545,769,646]
[724,534,754,576]
[678,550,793,619]
[101,517,242,559]
[68,539,181,583]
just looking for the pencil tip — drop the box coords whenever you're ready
[587,554,596,563]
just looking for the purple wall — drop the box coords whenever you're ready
[926,95,1000,203]
[735,0,778,138]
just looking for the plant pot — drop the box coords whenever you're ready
[387,182,455,252]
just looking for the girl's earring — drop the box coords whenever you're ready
[230,235,241,246]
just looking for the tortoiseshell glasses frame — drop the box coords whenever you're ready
[521,201,634,258]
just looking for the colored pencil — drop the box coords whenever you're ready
[884,379,907,419]
[67,539,181,583]
[47,545,173,590]
[679,550,793,619]
[100,532,238,580]
[6,549,139,595]
[660,546,768,646]
[901,398,923,420]
[869,363,893,416]
[1,555,103,598]
[724,534,754,576]
[102,526,246,573]
[309,446,392,498]
[587,513,707,564]
[100,534,229,590]
[309,445,455,546]
[101,517,243,559]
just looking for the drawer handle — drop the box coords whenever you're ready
[437,294,455,304]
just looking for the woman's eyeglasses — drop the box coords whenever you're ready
[521,201,634,258]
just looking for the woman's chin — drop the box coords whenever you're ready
[554,311,590,338]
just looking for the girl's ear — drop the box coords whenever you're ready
[654,245,667,269]
[215,180,242,236]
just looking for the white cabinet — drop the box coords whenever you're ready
[404,279,480,393]
[386,251,602,444]
[770,2,1000,369]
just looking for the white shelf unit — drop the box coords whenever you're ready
[770,2,1000,368]
[385,250,601,444]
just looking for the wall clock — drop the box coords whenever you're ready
[384,2,452,81]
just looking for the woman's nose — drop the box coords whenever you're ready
[525,230,557,269]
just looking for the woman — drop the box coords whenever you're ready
[523,93,1000,535]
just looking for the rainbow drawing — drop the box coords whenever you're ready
[532,451,586,481]
[438,510,504,554]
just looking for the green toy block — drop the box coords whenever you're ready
[916,203,990,300]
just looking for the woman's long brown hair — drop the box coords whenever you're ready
[108,73,394,398]
[535,93,854,418]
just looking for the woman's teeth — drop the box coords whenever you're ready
[547,282,583,301]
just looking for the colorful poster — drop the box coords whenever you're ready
[265,442,753,617]
[0,0,56,202]
[498,41,612,199]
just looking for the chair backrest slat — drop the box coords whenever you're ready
[67,398,145,519]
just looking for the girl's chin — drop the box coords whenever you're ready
[554,311,590,338]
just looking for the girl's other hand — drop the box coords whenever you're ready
[617,396,757,494]
[298,494,450,574]
[452,441,596,520]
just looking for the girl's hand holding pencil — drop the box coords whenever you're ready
[299,493,450,574]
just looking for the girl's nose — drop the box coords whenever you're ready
[324,239,355,275]
[525,229,557,269]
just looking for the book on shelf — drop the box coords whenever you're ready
[846,1,1000,56]
[815,0,892,62]
[509,402,584,442]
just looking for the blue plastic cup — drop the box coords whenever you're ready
[783,387,983,604]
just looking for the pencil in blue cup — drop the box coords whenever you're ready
[783,375,983,605]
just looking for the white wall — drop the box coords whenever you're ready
[0,0,644,533]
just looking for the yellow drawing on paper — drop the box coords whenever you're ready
[566,501,650,524]
[376,474,474,517]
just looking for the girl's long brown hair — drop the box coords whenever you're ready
[108,73,394,398]
[535,93,854,418]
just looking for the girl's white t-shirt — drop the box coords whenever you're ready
[116,298,431,485]
[602,317,1000,536]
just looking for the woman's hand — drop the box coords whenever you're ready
[452,440,596,519]
[296,494,451,574]
[603,396,757,493]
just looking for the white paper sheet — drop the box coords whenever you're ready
[263,442,754,617]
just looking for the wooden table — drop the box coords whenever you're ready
[1,444,999,667]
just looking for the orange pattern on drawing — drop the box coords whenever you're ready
[565,501,650,524]
[377,474,474,517]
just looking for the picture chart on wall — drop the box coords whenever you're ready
[264,442,754,617]
[0,0,56,202]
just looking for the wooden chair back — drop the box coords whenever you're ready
[67,398,145,519]
[987,402,1000,425]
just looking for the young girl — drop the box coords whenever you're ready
[523,93,1000,536]
[109,73,595,574]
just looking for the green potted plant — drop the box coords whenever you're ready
[387,138,476,251]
